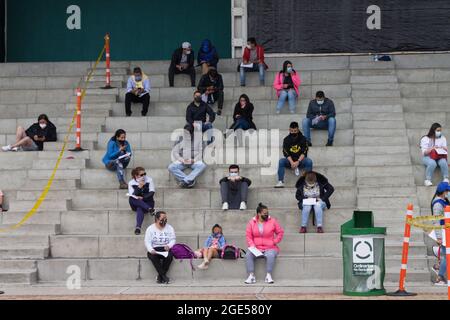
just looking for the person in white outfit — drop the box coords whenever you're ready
[420,123,449,187]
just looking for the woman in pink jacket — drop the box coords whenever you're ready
[273,60,301,114]
[245,203,285,284]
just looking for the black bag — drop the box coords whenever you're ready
[221,245,246,260]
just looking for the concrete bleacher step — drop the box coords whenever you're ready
[355,136,408,146]
[350,61,396,70]
[8,199,70,212]
[352,104,403,113]
[0,269,37,284]
[0,224,61,235]
[0,246,49,260]
[22,179,80,191]
[0,260,37,269]
[353,112,404,121]
[351,75,398,84]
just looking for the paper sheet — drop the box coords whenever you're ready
[248,247,263,257]
[118,153,131,160]
[240,63,254,68]
[303,198,318,206]
[126,193,139,200]
[436,148,448,155]
[155,251,169,258]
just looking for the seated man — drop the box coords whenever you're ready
[169,42,196,87]
[240,37,268,87]
[125,67,151,117]
[275,122,313,188]
[197,67,224,116]
[186,91,216,144]
[0,190,7,212]
[302,91,336,147]
[219,165,252,211]
[168,124,207,188]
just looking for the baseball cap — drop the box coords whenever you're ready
[182,42,191,49]
[436,182,450,193]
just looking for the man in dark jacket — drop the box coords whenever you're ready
[302,91,337,147]
[168,42,196,87]
[275,122,313,188]
[197,67,225,115]
[295,171,334,233]
[186,91,216,144]
[220,164,252,211]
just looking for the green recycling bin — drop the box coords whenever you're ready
[340,211,387,296]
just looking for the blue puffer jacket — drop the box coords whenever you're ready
[102,138,132,165]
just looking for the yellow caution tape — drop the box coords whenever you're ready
[407,215,450,231]
[0,43,107,233]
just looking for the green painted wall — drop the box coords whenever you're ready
[7,0,231,62]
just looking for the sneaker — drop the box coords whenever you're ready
[294,168,300,176]
[1,145,11,152]
[119,182,128,189]
[148,208,156,216]
[222,202,229,211]
[240,84,246,87]
[300,227,307,234]
[198,262,209,270]
[444,178,450,183]
[240,202,247,210]
[276,110,281,114]
[317,227,324,234]
[162,275,171,284]
[434,278,447,286]
[11,147,18,152]
[265,273,274,284]
[424,180,433,187]
[186,180,196,188]
[217,109,222,116]
[134,227,141,235]
[326,140,333,147]
[274,181,285,188]
[307,141,312,147]
[244,274,256,284]
[432,265,439,276]
[156,275,164,284]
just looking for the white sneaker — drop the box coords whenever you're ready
[245,274,256,284]
[294,168,300,176]
[1,145,11,152]
[274,181,284,188]
[197,262,209,270]
[240,202,247,210]
[434,280,447,286]
[222,202,229,211]
[424,180,433,187]
[444,179,450,183]
[265,273,274,284]
[11,147,18,152]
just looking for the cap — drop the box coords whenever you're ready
[436,182,450,193]
[182,42,191,49]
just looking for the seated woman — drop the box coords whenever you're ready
[420,123,449,187]
[197,39,219,75]
[230,94,257,131]
[128,167,156,235]
[145,211,176,284]
[273,60,301,114]
[197,224,226,270]
[2,114,57,152]
[295,171,334,234]
[102,129,132,189]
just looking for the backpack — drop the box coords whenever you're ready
[221,245,245,260]
[170,243,196,272]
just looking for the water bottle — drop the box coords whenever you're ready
[295,167,300,176]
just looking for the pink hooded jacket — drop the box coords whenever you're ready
[246,216,285,253]
[273,71,301,97]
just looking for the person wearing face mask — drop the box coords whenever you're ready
[0,190,7,212]
[197,224,227,270]
[302,91,336,147]
[245,203,284,284]
[273,60,301,114]
[220,164,252,211]
[169,42,196,87]
[3,114,57,152]
[430,182,450,285]
[197,39,219,75]
[168,124,207,188]
[275,122,313,188]
[102,129,133,189]
[239,37,268,87]
[295,171,334,234]
[185,91,216,144]
[128,167,156,235]
[197,67,225,115]
[145,211,176,284]
[230,94,257,131]
[420,123,449,187]
[125,67,151,117]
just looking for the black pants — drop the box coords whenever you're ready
[169,66,196,87]
[207,90,224,110]
[125,92,150,116]
[147,251,174,278]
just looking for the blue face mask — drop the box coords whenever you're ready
[287,67,293,73]
[213,232,221,237]
[135,76,142,82]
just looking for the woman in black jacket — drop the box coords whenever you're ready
[2,114,57,152]
[295,171,334,234]
[230,94,257,131]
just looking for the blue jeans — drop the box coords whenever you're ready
[302,117,337,143]
[277,157,313,182]
[202,122,213,144]
[105,157,130,183]
[233,118,251,130]
[302,200,326,227]
[439,246,447,278]
[422,156,449,181]
[276,89,297,113]
[240,64,265,86]
[168,161,207,184]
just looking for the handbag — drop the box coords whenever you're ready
[430,149,447,161]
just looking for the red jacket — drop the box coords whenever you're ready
[246,216,285,253]
[243,45,268,69]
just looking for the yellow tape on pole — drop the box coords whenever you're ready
[0,43,107,233]
[407,215,450,231]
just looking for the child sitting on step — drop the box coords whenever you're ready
[197,224,226,270]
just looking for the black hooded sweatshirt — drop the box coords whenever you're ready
[25,121,57,151]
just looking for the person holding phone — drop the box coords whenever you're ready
[102,129,132,189]
[169,42,196,87]
[125,67,151,117]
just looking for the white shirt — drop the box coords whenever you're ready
[144,223,176,252]
[420,136,447,155]
[128,176,155,196]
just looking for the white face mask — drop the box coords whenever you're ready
[185,50,191,55]
[229,172,239,177]
[40,123,47,129]
[317,100,324,105]
[436,131,442,138]
[246,45,252,50]
[137,177,145,183]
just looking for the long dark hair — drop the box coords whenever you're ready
[427,123,442,140]
[112,129,126,142]
[38,114,50,123]
[237,94,251,106]
[430,191,449,215]
[281,60,295,74]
